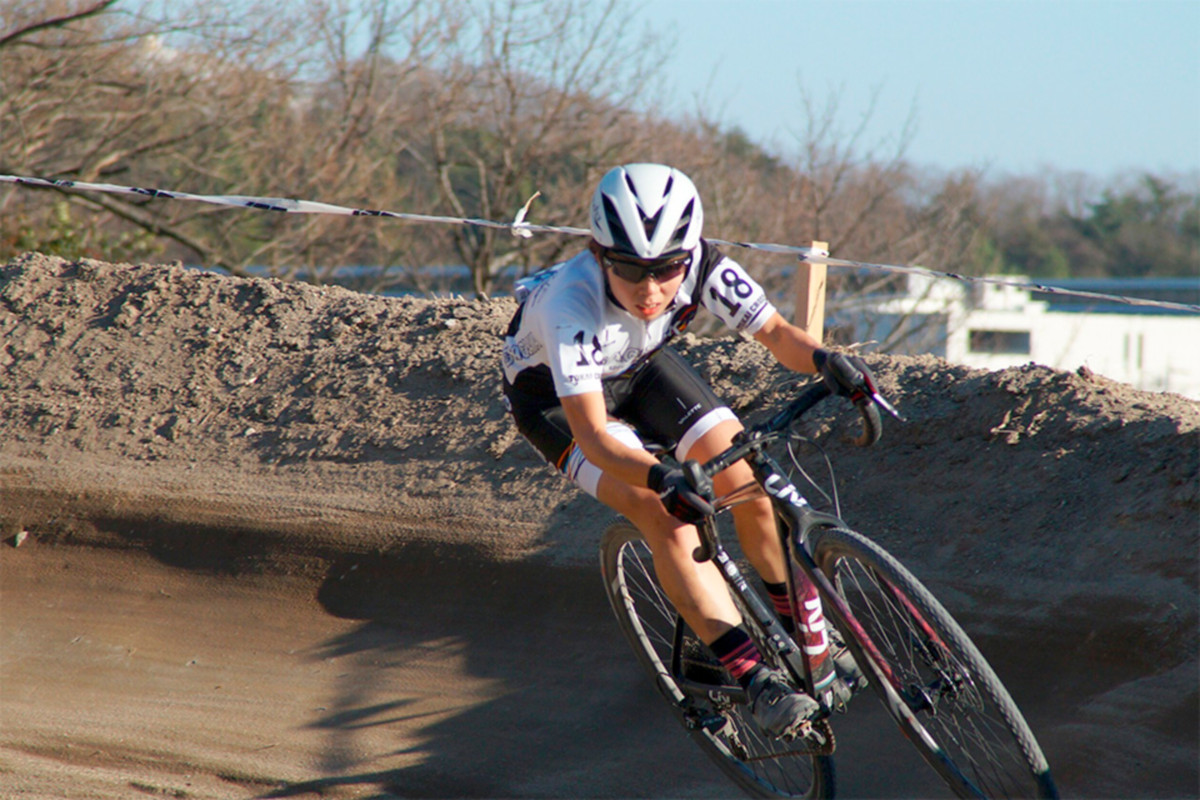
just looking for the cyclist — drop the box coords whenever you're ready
[501,163,871,739]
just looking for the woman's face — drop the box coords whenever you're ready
[595,245,691,321]
[605,265,686,321]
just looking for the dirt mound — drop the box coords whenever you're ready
[2,252,1197,798]
[2,252,1195,571]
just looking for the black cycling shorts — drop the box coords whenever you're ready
[502,346,736,493]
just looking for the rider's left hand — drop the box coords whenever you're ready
[813,349,876,401]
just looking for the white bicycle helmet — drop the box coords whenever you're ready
[589,163,704,259]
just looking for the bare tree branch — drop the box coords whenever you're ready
[0,0,118,49]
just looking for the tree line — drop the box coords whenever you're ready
[2,0,1196,314]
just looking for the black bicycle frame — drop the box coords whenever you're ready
[671,441,874,712]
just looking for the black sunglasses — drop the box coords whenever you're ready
[602,249,692,284]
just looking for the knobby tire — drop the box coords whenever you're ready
[808,526,1058,799]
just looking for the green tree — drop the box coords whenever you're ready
[1067,175,1200,277]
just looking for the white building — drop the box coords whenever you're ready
[858,275,1200,400]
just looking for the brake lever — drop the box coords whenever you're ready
[869,389,905,421]
[682,459,718,564]
[858,371,905,422]
[681,459,715,501]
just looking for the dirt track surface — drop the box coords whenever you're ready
[1,253,1198,798]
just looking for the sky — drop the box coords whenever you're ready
[638,0,1200,179]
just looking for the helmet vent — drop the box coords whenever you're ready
[601,195,636,254]
[667,199,694,250]
[642,207,662,241]
[622,171,639,196]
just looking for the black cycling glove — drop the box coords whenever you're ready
[647,463,714,525]
[813,348,876,400]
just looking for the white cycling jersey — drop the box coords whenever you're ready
[502,240,777,398]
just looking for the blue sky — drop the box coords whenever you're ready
[639,0,1199,179]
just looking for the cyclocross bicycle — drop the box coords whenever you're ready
[599,377,1058,799]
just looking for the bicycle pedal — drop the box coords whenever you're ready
[782,719,816,742]
[782,719,836,756]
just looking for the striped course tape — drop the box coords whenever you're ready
[3,173,1197,313]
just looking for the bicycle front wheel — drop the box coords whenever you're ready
[809,526,1057,799]
[600,520,835,799]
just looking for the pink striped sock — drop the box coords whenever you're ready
[708,626,763,687]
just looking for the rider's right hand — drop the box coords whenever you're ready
[647,463,714,525]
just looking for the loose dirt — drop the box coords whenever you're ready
[1,252,1197,798]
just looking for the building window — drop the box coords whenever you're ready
[968,329,1031,354]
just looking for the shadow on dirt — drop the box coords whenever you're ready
[262,543,729,798]
[263,541,1199,799]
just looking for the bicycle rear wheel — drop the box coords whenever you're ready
[809,526,1057,799]
[600,520,835,799]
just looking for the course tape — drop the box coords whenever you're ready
[3,173,1197,314]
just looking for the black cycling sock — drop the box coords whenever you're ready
[708,626,763,689]
[764,581,796,633]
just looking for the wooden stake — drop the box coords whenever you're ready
[794,241,828,344]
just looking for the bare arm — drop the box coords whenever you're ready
[560,391,658,488]
[753,311,823,373]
